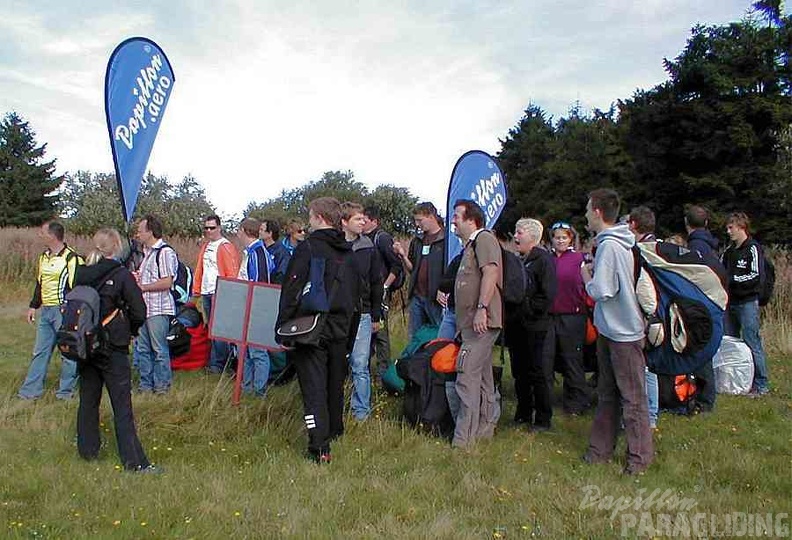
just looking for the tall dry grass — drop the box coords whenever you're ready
[2,227,787,353]
[0,228,202,282]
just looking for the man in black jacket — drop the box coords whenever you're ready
[276,197,358,463]
[393,202,445,340]
[721,212,769,397]
[363,206,402,382]
[342,202,384,421]
[505,218,557,431]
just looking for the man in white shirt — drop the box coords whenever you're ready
[193,215,240,373]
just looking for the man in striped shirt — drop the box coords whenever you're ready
[134,215,178,394]
[18,221,83,400]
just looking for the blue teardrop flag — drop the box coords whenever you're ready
[105,37,176,222]
[445,150,507,266]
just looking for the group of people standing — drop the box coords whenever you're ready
[18,187,772,474]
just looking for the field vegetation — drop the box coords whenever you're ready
[0,228,789,539]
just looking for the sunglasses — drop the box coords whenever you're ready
[550,221,572,231]
[204,226,218,231]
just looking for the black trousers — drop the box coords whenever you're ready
[291,338,348,455]
[546,313,591,413]
[77,349,150,470]
[508,330,552,427]
[693,358,716,409]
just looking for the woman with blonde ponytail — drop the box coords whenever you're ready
[72,228,160,473]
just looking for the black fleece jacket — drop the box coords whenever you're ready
[351,235,384,320]
[276,229,359,340]
[74,258,146,350]
[722,237,762,304]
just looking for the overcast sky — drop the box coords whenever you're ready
[0,0,773,217]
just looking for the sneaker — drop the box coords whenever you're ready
[134,464,165,475]
[746,388,769,398]
[581,452,610,465]
[307,450,332,464]
[513,414,531,425]
[622,465,647,476]
[529,424,551,433]
[17,394,39,401]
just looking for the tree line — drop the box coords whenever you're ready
[1,2,790,242]
[497,4,791,244]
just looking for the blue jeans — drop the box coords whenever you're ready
[438,308,461,418]
[407,295,443,341]
[19,306,78,399]
[202,294,230,372]
[645,368,658,428]
[243,346,270,396]
[727,300,769,392]
[437,307,457,340]
[348,314,372,420]
[136,315,173,393]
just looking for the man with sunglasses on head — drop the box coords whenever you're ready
[193,215,240,374]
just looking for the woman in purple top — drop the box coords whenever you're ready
[545,222,592,414]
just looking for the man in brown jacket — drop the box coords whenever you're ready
[451,199,503,448]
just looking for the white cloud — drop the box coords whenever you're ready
[0,0,758,216]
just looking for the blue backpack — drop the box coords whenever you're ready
[633,241,728,376]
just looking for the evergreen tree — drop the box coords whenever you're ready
[0,112,62,226]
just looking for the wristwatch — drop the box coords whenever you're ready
[476,303,488,311]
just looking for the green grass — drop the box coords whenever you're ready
[0,300,790,539]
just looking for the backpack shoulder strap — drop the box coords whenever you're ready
[153,242,177,279]
[631,244,643,286]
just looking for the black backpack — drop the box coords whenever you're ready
[166,318,191,357]
[396,339,455,439]
[56,268,122,362]
[153,244,193,306]
[472,231,526,305]
[758,248,776,307]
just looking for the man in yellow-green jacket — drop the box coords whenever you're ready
[18,221,83,400]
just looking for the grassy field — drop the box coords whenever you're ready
[0,229,790,538]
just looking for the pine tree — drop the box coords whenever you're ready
[0,112,62,226]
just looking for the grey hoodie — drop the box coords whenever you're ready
[586,223,645,342]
